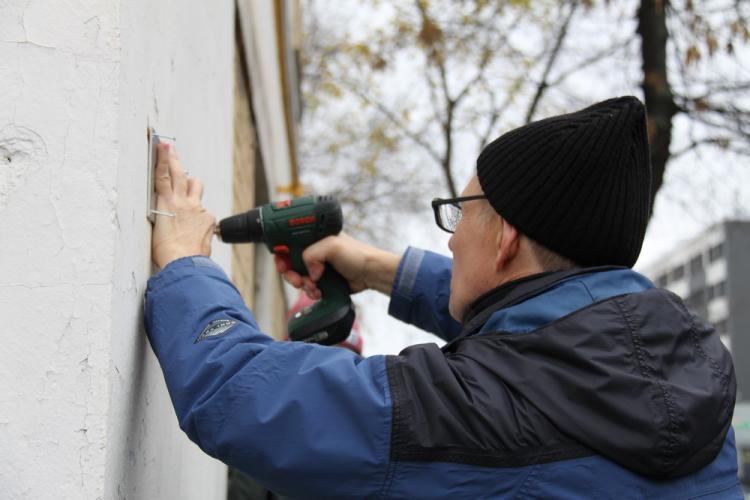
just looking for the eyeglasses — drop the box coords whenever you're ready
[431,195,487,233]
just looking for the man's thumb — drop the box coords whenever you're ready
[309,262,324,281]
[302,237,335,281]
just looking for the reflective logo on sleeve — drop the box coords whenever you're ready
[194,319,238,343]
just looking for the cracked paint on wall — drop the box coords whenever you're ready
[0,125,47,212]
[0,0,119,498]
[103,0,235,498]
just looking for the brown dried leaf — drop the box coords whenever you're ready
[509,0,531,8]
[730,20,741,37]
[370,55,387,71]
[689,14,703,33]
[395,19,414,38]
[706,34,718,56]
[354,43,371,58]
[419,19,443,47]
[359,157,378,176]
[370,126,398,152]
[685,45,701,66]
[694,98,709,111]
[320,81,343,98]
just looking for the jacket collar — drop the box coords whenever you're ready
[443,266,625,352]
[463,271,557,325]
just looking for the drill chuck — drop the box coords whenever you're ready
[216,208,264,243]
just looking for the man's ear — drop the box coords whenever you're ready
[495,218,520,271]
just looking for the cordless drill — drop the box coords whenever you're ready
[215,196,355,346]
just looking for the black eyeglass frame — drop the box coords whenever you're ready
[431,195,487,234]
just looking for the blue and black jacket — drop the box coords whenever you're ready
[145,248,742,499]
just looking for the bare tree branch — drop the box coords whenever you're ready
[426,65,445,125]
[477,88,516,149]
[341,80,444,165]
[548,38,632,88]
[416,0,458,196]
[688,81,750,98]
[670,137,733,158]
[453,29,496,105]
[525,1,579,124]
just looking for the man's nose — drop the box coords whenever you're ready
[448,233,455,252]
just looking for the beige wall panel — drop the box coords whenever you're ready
[232,36,258,308]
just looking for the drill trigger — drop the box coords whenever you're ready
[273,245,293,271]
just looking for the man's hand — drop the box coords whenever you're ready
[275,233,401,299]
[151,143,216,269]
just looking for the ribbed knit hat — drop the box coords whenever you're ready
[477,96,652,268]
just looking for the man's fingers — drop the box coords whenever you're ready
[167,145,189,195]
[155,144,173,196]
[282,270,303,288]
[274,255,290,273]
[300,277,320,300]
[201,214,216,255]
[280,268,321,297]
[302,237,336,281]
[187,177,204,200]
[301,277,317,291]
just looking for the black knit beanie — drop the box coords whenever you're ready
[476,96,652,268]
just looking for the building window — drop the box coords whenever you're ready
[706,280,727,301]
[670,265,685,281]
[689,255,703,274]
[709,242,724,262]
[687,289,705,309]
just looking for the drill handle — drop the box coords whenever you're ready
[287,264,355,345]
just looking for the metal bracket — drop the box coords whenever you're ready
[147,127,176,223]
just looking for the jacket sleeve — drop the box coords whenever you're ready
[144,256,392,499]
[388,247,462,342]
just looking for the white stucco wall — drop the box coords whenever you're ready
[0,1,120,497]
[0,1,236,498]
[105,1,236,499]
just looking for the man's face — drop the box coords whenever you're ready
[447,176,501,322]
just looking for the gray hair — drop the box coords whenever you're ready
[481,202,577,271]
[526,237,578,271]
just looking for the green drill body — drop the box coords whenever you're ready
[216,196,355,346]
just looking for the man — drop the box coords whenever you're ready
[145,96,741,498]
